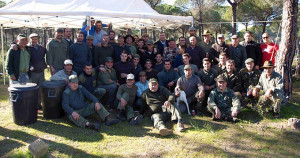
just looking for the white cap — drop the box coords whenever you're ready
[64,59,73,65]
[29,33,39,38]
[127,74,135,80]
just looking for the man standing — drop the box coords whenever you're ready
[220,60,242,100]
[140,40,157,66]
[211,34,232,65]
[113,34,131,62]
[114,51,135,85]
[62,75,119,131]
[93,20,107,46]
[64,28,74,46]
[154,32,169,54]
[240,31,262,69]
[116,74,142,125]
[144,59,159,80]
[260,33,279,66]
[50,59,77,81]
[230,35,247,71]
[86,35,96,67]
[177,53,199,76]
[78,64,106,101]
[252,61,283,118]
[46,28,69,75]
[199,30,214,55]
[69,31,91,75]
[187,26,201,44]
[207,76,240,122]
[175,65,205,114]
[93,35,114,67]
[157,60,179,92]
[163,38,179,64]
[186,36,206,69]
[6,34,32,84]
[108,30,116,45]
[97,57,118,110]
[213,53,227,75]
[140,78,185,136]
[81,17,95,42]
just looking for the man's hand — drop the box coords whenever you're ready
[215,107,221,119]
[95,103,101,111]
[30,66,34,71]
[174,68,178,72]
[50,66,56,75]
[247,89,253,96]
[10,44,18,51]
[99,66,106,73]
[120,98,127,108]
[164,101,171,108]
[85,26,90,31]
[204,85,212,91]
[198,90,204,98]
[168,81,174,87]
[10,75,16,81]
[231,107,238,117]
[264,89,273,99]
[252,88,259,98]
[72,112,80,121]
[121,73,127,78]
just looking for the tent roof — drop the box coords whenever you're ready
[0,0,193,29]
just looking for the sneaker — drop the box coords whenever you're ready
[158,127,173,136]
[274,113,280,119]
[177,121,185,132]
[117,110,127,122]
[86,123,100,131]
[105,116,119,126]
[129,114,143,126]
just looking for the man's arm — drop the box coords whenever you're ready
[62,90,75,115]
[5,49,15,79]
[81,86,99,104]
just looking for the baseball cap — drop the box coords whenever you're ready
[69,75,78,83]
[149,78,158,83]
[64,59,73,65]
[86,35,94,40]
[29,33,38,38]
[127,73,135,80]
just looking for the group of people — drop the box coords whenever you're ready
[6,18,283,136]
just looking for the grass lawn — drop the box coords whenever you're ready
[0,75,300,157]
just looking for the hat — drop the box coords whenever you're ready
[29,33,38,38]
[127,73,135,80]
[139,71,146,76]
[149,78,158,83]
[202,30,211,36]
[261,61,275,69]
[215,75,226,82]
[189,26,196,31]
[17,34,27,39]
[184,65,192,70]
[69,75,78,83]
[118,34,124,38]
[86,35,94,40]
[217,34,224,38]
[64,59,73,65]
[231,35,238,39]
[133,54,140,59]
[245,58,254,64]
[146,40,153,45]
[56,28,64,32]
[105,57,113,62]
[90,17,95,21]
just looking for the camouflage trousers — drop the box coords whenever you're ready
[151,103,182,129]
[248,91,283,114]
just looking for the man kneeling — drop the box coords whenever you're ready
[140,78,185,136]
[207,76,240,122]
[62,75,119,131]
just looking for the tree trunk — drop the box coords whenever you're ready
[245,23,248,31]
[153,30,156,42]
[199,10,202,37]
[296,43,300,79]
[231,3,237,34]
[275,0,298,100]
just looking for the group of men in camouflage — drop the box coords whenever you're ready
[6,18,283,136]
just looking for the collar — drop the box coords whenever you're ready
[216,87,229,93]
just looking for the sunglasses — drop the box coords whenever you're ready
[263,36,269,39]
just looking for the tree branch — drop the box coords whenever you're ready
[227,0,233,5]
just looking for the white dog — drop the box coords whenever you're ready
[175,86,191,115]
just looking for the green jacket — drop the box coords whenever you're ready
[239,68,261,93]
[116,84,137,106]
[220,70,242,92]
[97,66,117,86]
[256,71,283,94]
[197,68,218,88]
[6,46,33,79]
[140,86,175,114]
[208,87,240,112]
[46,38,69,71]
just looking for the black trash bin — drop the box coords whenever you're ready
[40,80,67,119]
[8,83,39,125]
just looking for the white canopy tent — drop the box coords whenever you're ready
[0,0,193,84]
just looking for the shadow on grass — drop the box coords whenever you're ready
[238,108,263,123]
[0,138,24,157]
[280,102,300,119]
[0,126,111,158]
[182,114,228,132]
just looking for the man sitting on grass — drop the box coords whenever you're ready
[140,78,185,136]
[207,76,240,122]
[62,75,119,131]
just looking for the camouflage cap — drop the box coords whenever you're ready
[69,75,78,83]
[149,78,158,83]
[86,35,94,40]
[139,71,146,76]
[105,57,113,62]
[17,34,27,39]
[215,75,227,82]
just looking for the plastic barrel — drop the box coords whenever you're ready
[8,83,39,125]
[40,80,67,119]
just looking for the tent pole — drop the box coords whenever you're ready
[1,24,5,85]
[87,16,90,35]
[192,18,194,27]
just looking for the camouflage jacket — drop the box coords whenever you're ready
[208,87,240,112]
[220,70,242,92]
[256,71,283,94]
[239,68,261,93]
